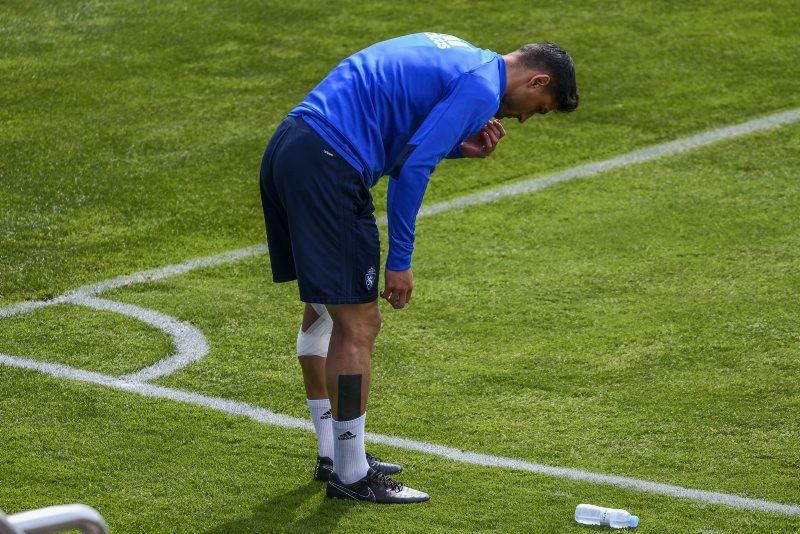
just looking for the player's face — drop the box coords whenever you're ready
[496,74,557,124]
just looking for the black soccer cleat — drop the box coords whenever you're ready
[366,452,402,476]
[314,452,402,482]
[313,456,335,482]
[326,468,429,504]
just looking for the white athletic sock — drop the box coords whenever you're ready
[332,412,370,484]
[307,398,334,459]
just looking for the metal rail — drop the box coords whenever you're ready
[1,505,107,534]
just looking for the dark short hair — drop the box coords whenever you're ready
[516,42,579,112]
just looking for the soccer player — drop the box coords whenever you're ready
[260,33,578,504]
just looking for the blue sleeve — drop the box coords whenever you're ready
[445,144,463,159]
[386,74,497,271]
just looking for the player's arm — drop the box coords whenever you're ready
[382,75,498,309]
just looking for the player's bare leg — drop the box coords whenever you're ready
[297,302,401,482]
[323,302,378,484]
[298,304,327,400]
[324,302,378,419]
[323,302,428,503]
[296,303,335,473]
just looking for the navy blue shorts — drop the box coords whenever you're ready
[259,115,380,304]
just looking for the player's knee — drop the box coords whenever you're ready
[297,303,332,357]
[362,306,382,338]
[334,305,381,343]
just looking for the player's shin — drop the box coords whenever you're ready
[331,374,370,484]
[297,303,333,458]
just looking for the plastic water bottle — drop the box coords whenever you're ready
[575,504,639,529]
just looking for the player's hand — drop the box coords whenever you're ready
[459,119,506,158]
[381,268,413,309]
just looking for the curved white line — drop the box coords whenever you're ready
[0,298,65,319]
[0,246,268,320]
[64,294,210,382]
[73,244,267,297]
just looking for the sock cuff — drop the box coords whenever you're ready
[331,412,366,430]
[307,398,332,409]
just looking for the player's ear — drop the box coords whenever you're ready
[528,73,551,89]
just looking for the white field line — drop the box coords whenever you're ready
[409,107,800,220]
[0,245,268,319]
[2,108,800,516]
[2,352,800,517]
[72,244,269,297]
[69,295,210,382]
[0,293,211,383]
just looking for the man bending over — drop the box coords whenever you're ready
[259,32,579,504]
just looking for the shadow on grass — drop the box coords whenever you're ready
[205,480,359,533]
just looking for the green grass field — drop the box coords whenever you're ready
[2,0,800,532]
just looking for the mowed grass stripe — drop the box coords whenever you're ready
[3,0,799,308]
[3,121,796,530]
[2,352,799,518]
[116,122,800,512]
[7,365,796,533]
[2,107,798,319]
[2,114,800,518]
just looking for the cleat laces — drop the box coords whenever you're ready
[369,470,404,492]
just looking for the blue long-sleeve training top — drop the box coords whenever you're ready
[289,32,506,271]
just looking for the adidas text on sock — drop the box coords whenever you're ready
[332,412,370,484]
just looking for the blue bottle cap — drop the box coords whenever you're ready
[628,515,639,528]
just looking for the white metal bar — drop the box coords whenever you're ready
[7,504,107,534]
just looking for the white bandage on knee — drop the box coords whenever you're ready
[297,303,333,357]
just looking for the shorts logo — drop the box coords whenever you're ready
[365,267,376,290]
